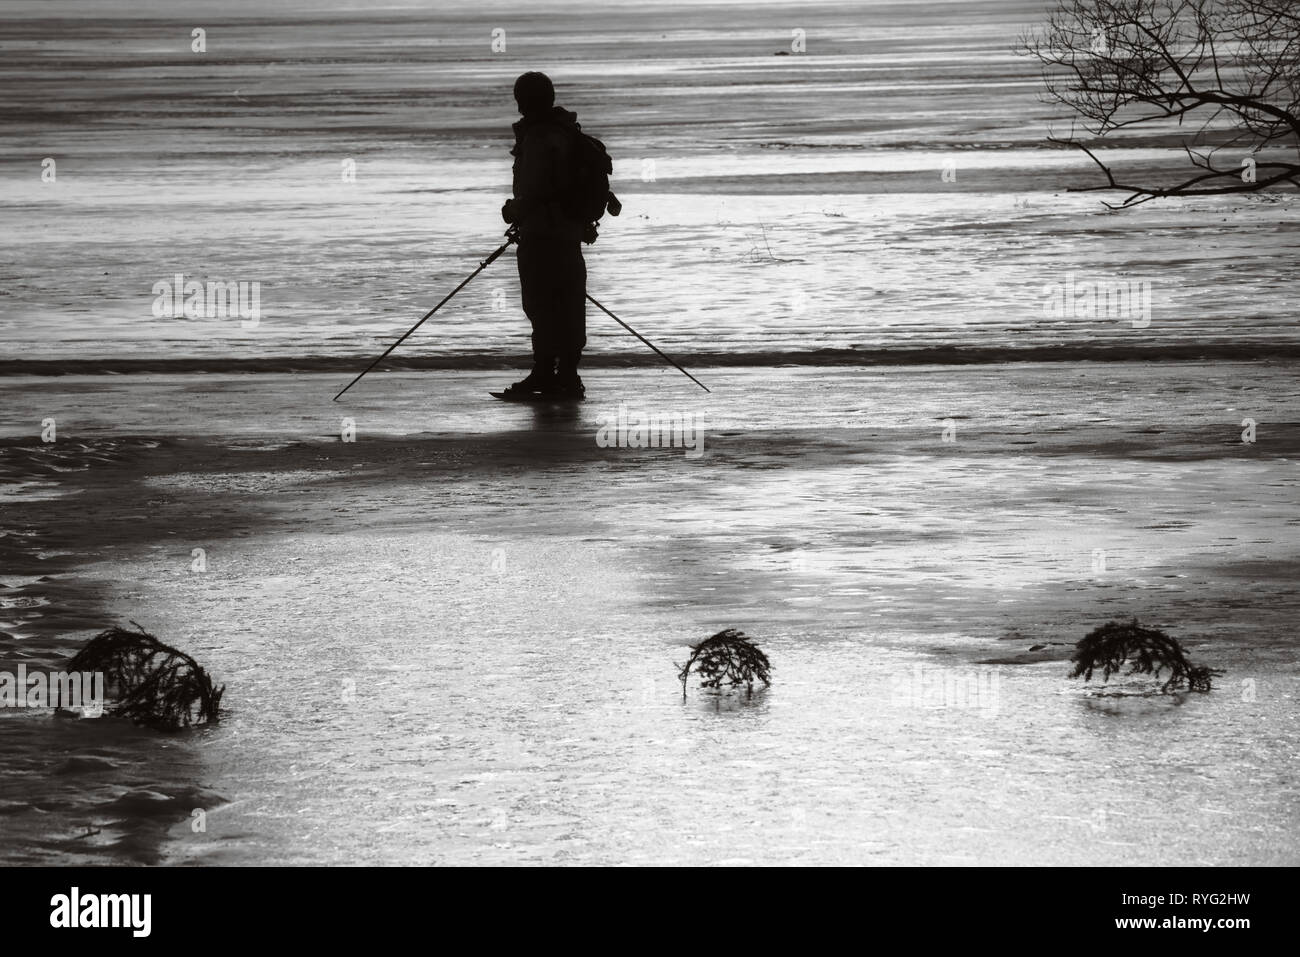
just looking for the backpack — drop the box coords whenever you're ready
[564,128,621,227]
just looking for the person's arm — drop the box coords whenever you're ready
[507,127,562,225]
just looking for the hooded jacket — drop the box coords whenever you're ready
[508,106,585,241]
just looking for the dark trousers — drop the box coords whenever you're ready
[517,237,586,368]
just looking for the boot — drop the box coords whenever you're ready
[548,355,585,399]
[502,358,556,396]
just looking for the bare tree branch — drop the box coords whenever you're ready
[1021,0,1300,204]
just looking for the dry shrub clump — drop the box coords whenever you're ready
[69,622,224,730]
[677,629,772,698]
[1069,619,1219,693]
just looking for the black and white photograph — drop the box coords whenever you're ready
[0,0,1295,907]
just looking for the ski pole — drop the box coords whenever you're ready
[585,293,711,393]
[334,227,519,401]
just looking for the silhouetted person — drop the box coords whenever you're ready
[500,72,588,398]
